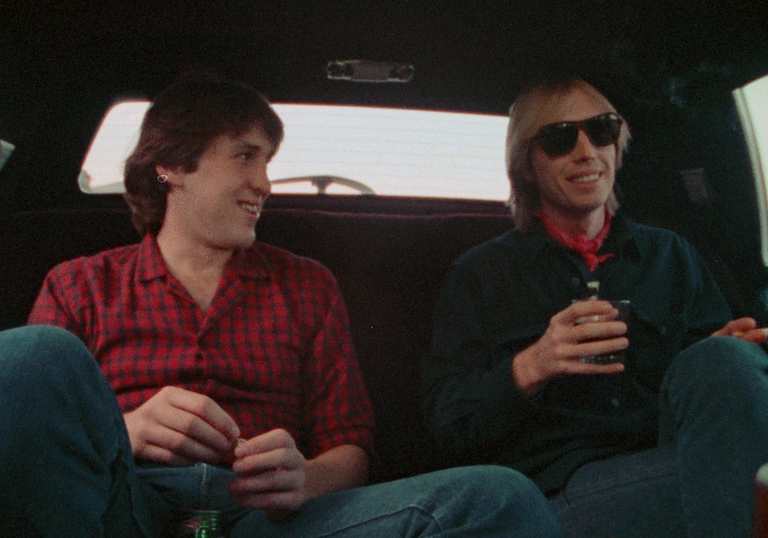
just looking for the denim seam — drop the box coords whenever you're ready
[296,504,441,538]
[561,492,620,538]
[564,466,678,501]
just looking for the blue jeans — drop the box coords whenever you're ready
[549,336,768,538]
[138,463,561,537]
[0,326,562,538]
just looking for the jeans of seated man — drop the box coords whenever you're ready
[0,325,151,537]
[548,336,768,538]
[0,325,563,538]
[138,463,563,538]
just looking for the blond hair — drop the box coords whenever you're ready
[505,77,631,230]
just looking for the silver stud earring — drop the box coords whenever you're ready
[156,174,169,183]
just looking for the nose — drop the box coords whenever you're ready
[250,160,271,195]
[571,129,598,160]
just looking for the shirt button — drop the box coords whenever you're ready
[611,398,620,408]
[572,277,580,286]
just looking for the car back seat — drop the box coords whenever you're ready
[0,206,746,482]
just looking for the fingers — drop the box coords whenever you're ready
[559,300,620,325]
[229,429,308,511]
[712,317,755,337]
[550,302,627,357]
[729,318,768,344]
[733,328,768,344]
[572,319,627,343]
[229,462,304,497]
[163,387,241,449]
[563,335,629,361]
[147,405,233,463]
[712,317,768,344]
[730,316,758,332]
[127,437,198,467]
[232,429,303,473]
[125,386,240,465]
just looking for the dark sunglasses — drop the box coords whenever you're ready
[532,113,623,157]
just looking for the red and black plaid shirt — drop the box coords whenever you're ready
[28,235,375,458]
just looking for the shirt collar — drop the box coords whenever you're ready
[136,234,167,282]
[521,212,639,260]
[601,213,640,259]
[231,244,271,279]
[137,234,271,282]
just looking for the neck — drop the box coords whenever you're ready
[538,205,607,240]
[156,226,233,311]
[157,227,233,275]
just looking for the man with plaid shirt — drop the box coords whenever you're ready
[0,74,561,537]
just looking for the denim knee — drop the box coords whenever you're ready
[0,325,95,382]
[665,336,768,395]
[428,465,562,537]
[233,465,561,538]
[0,326,150,537]
[440,465,546,507]
[0,325,108,444]
[659,336,768,538]
[660,335,768,443]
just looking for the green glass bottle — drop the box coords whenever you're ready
[178,510,225,538]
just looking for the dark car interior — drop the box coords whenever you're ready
[3,0,768,488]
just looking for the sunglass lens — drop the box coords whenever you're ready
[585,116,621,147]
[538,124,578,156]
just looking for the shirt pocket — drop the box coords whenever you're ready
[626,304,686,389]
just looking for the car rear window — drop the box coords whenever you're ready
[734,73,768,265]
[79,102,510,201]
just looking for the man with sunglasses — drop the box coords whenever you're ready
[422,75,768,537]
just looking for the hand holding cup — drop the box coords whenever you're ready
[572,299,631,364]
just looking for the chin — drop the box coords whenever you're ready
[237,236,257,249]
[221,232,257,251]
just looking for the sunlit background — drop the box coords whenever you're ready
[78,103,511,200]
[734,74,768,264]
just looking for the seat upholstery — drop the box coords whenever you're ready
[0,206,745,482]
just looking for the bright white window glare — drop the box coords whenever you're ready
[80,102,510,200]
[733,73,768,265]
[0,139,15,172]
[79,102,147,194]
[269,105,509,199]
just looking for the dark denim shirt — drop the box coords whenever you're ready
[421,214,732,495]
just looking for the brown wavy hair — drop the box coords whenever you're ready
[123,74,284,236]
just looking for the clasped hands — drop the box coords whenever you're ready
[123,386,308,515]
[513,300,768,397]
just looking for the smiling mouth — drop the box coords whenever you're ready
[238,197,265,217]
[571,172,601,184]
[240,203,261,214]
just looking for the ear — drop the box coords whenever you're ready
[155,165,183,187]
[155,164,173,178]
